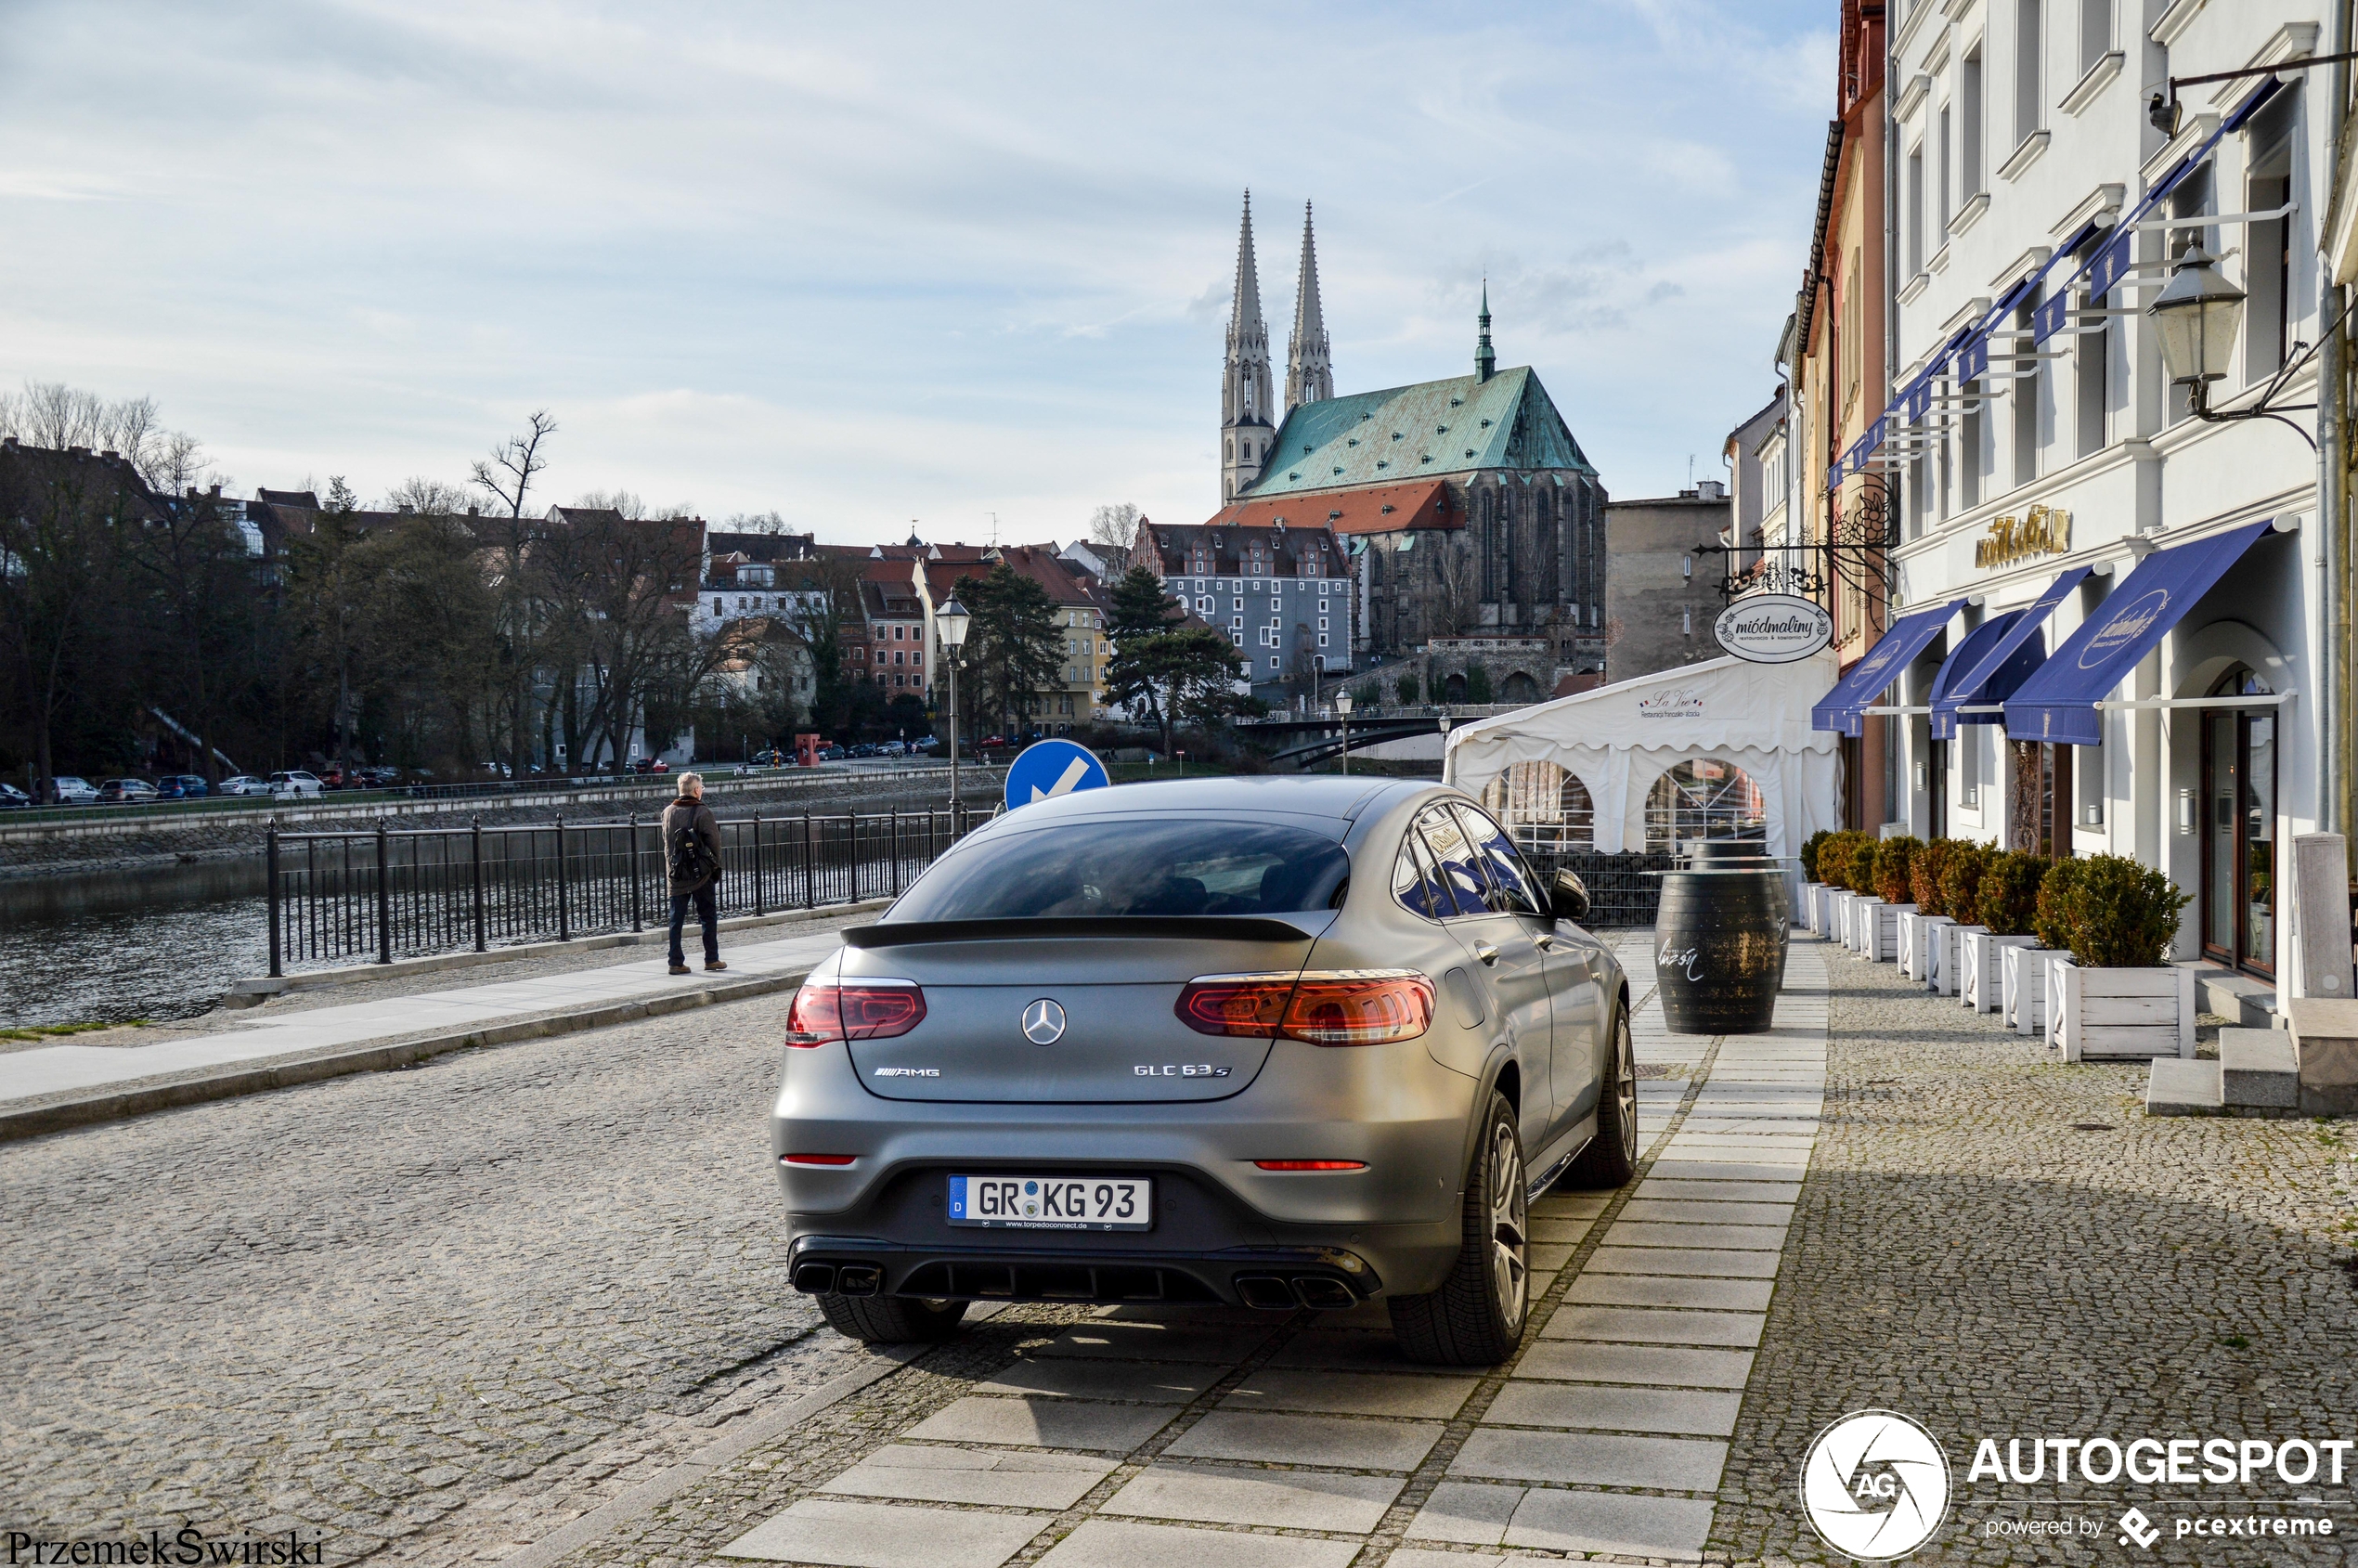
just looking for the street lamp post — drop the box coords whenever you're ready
[937,597,972,807]
[1334,688,1352,776]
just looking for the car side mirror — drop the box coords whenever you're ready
[1550,867,1590,924]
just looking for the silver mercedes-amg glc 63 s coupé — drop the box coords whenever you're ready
[771,774,1636,1366]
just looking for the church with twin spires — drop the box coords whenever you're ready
[1150,191,1611,694]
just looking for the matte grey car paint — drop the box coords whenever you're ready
[771,774,1626,1307]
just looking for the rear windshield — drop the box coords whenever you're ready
[890,818,1351,920]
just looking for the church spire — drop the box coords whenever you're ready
[1221,190,1276,504]
[1475,279,1496,382]
[1285,201,1332,414]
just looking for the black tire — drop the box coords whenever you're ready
[1567,1001,1639,1189]
[1389,1091,1530,1367]
[814,1292,968,1344]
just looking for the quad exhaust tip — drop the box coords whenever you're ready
[793,1262,882,1297]
[1234,1273,1358,1311]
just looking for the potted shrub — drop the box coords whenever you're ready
[1816,831,1863,943]
[2051,854,2196,1060]
[1867,836,1921,963]
[1799,830,1833,935]
[1935,842,1995,998]
[1904,838,1959,985]
[1842,834,1886,955]
[2031,857,2085,1043]
[1963,851,2045,1015]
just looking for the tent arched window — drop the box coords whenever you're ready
[1644,758,1766,849]
[1481,760,1594,852]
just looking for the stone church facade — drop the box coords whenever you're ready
[1206,194,1609,692]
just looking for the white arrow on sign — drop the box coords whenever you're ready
[1030,757,1095,803]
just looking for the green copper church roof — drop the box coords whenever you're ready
[1241,366,1595,500]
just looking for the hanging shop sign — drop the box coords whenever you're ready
[1713,593,1834,665]
[1975,504,2072,569]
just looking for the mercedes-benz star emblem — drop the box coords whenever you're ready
[1022,999,1066,1045]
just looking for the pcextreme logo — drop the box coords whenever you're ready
[1800,1409,1953,1561]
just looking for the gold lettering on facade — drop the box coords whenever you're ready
[1974,504,2072,568]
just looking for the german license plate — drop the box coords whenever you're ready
[947,1174,1152,1231]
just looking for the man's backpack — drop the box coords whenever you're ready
[667,813,718,887]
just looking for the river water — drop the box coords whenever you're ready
[0,859,273,1029]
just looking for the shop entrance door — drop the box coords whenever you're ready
[2201,669,2276,977]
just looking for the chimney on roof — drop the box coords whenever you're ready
[467,505,478,515]
[100,448,118,460]
[209,484,221,499]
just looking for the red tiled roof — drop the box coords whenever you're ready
[1206,478,1457,536]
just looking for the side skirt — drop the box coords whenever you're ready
[1524,1112,1599,1199]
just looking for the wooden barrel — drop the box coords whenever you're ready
[1654,868,1789,1034]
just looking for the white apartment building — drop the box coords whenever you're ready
[1840,1,2333,987]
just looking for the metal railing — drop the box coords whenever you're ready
[266,805,984,975]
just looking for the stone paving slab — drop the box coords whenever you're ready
[904,1394,1176,1451]
[1098,1462,1403,1531]
[1036,1322,1276,1363]
[1615,1198,1796,1225]
[1510,1341,1756,1388]
[1633,1177,1801,1202]
[1162,1408,1443,1471]
[974,1357,1214,1404]
[1449,1428,1728,1490]
[1260,1330,1429,1370]
[1527,1216,1591,1243]
[1035,1519,1361,1568]
[718,1497,1044,1568]
[1537,1304,1766,1347]
[1528,1192,1609,1218]
[1561,1272,1775,1310]
[1526,1242,1577,1271]
[1482,1380,1743,1436]
[1506,1485,1717,1560]
[1216,1367,1478,1419]
[1643,1158,1820,1183]
[1600,1220,1789,1250]
[815,1443,1117,1509]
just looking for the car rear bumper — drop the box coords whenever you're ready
[771,1037,1482,1302]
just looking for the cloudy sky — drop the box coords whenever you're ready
[0,1,1831,544]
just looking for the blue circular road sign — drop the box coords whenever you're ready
[1004,738,1110,811]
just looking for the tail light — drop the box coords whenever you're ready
[1253,1160,1367,1171]
[785,978,926,1044]
[1176,970,1432,1046]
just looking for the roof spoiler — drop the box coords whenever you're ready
[841,916,1315,948]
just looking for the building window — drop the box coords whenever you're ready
[2015,0,2042,148]
[1937,105,1952,231]
[1962,48,1985,200]
[2079,0,2109,75]
[1906,145,1924,275]
[1269,655,1279,669]
[2012,287,2041,488]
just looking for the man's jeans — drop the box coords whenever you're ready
[669,881,719,966]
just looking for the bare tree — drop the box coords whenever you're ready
[1086,502,1141,573]
[1428,534,1483,638]
[471,411,556,776]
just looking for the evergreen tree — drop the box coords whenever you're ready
[961,561,1061,735]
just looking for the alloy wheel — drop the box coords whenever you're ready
[1488,1120,1529,1328]
[1614,1015,1639,1164]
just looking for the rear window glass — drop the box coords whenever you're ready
[890,818,1351,920]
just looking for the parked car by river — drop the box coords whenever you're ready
[0,783,29,809]
[154,774,210,799]
[98,779,160,804]
[268,771,324,798]
[45,776,99,804]
[216,775,268,796]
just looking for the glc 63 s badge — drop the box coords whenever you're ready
[1135,1064,1231,1077]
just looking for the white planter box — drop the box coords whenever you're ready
[1870,902,1914,962]
[1962,932,2036,1014]
[1830,890,1857,947]
[1849,896,1885,954]
[1904,914,1955,987]
[2058,965,2197,1061]
[2002,943,2054,1035]
[2044,952,2076,1049]
[1802,883,1829,936]
[1937,924,1989,997]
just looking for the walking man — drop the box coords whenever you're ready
[662,771,727,975]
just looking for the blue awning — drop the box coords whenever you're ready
[1926,611,2026,738]
[1810,598,1968,736]
[1929,566,2093,738]
[2003,523,2275,745]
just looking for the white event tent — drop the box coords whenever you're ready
[1442,650,1844,858]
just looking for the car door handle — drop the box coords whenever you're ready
[1473,942,1501,965]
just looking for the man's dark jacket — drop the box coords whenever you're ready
[660,795,723,897]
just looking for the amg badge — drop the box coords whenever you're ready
[874,1067,940,1077]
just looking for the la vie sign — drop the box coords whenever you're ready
[1714,594,1833,664]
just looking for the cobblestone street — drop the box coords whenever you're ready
[5,934,2356,1567]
